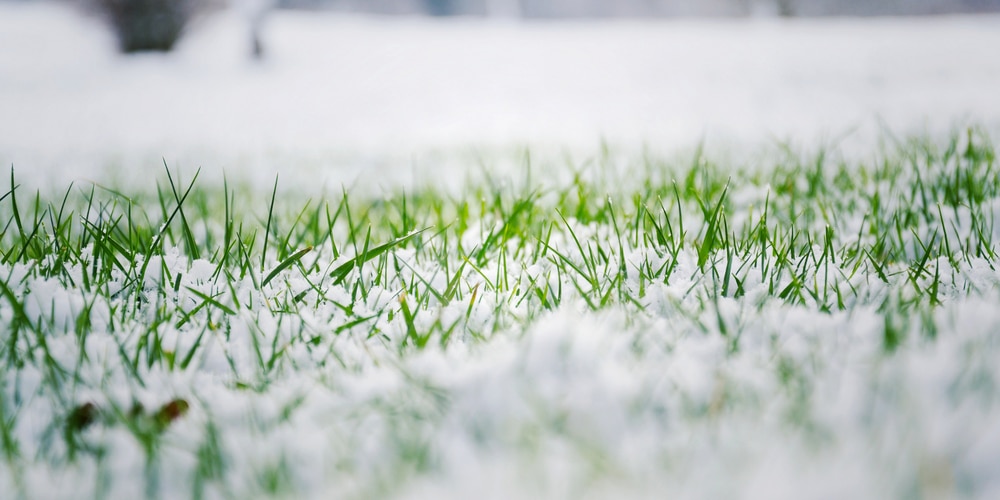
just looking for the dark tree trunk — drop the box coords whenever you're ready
[94,0,198,53]
[776,0,796,17]
[425,0,455,16]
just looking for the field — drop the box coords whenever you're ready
[2,131,999,498]
[3,3,1000,500]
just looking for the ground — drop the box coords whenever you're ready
[1,3,1000,499]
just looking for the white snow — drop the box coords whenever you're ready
[3,3,1000,189]
[2,3,1000,500]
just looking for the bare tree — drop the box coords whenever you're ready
[243,0,275,59]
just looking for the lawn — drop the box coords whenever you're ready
[1,129,999,498]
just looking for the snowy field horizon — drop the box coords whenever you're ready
[3,2,1000,500]
[4,2,1000,188]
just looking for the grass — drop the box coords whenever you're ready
[0,128,999,498]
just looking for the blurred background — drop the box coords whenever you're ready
[2,0,1000,191]
[276,0,1000,17]
[9,0,995,18]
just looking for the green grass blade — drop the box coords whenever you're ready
[329,228,430,285]
[262,246,312,288]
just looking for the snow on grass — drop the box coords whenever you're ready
[2,128,1000,498]
[3,3,1000,498]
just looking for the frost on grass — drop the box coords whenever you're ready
[2,130,1000,499]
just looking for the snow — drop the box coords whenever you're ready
[3,2,1000,500]
[5,236,1000,498]
[3,2,1000,189]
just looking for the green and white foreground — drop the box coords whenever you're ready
[1,130,999,499]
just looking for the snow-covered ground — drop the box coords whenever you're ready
[3,2,1000,188]
[3,3,1000,500]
